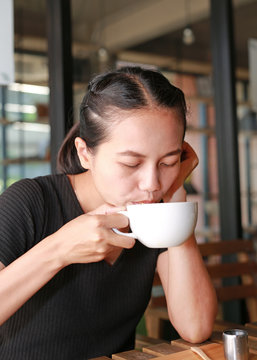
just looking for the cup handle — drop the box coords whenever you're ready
[112,210,136,238]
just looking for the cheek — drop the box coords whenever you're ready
[115,173,138,193]
[97,164,137,194]
[161,164,181,187]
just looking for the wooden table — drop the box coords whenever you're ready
[90,322,257,360]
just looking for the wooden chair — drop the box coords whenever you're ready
[144,238,257,339]
[144,272,169,339]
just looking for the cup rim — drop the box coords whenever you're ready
[223,329,248,337]
[127,201,197,208]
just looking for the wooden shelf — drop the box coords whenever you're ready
[186,126,257,137]
[238,130,257,137]
[187,95,213,104]
[187,125,215,135]
[0,157,49,166]
[0,117,49,126]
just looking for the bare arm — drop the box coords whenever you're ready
[157,233,217,343]
[158,143,217,343]
[0,236,64,325]
[0,207,134,326]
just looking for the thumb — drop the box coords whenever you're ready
[88,204,126,215]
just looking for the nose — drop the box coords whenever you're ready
[138,166,161,193]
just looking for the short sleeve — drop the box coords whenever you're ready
[0,179,45,266]
[159,248,167,254]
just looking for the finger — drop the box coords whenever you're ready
[181,141,190,160]
[88,204,125,215]
[104,206,126,215]
[163,143,198,201]
[89,212,129,231]
[167,185,187,202]
[181,141,199,168]
[108,229,136,249]
[180,158,197,177]
[105,213,129,229]
[101,214,135,249]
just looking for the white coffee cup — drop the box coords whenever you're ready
[113,201,198,248]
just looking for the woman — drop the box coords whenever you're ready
[0,66,217,359]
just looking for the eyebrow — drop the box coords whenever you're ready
[117,149,182,157]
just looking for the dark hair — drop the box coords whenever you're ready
[57,66,187,174]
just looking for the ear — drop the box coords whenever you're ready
[74,137,93,170]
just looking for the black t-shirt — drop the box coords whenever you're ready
[0,174,162,359]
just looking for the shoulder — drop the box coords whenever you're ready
[0,177,49,265]
[0,177,44,208]
[0,174,67,218]
[0,177,49,227]
[1,174,67,201]
[0,174,69,265]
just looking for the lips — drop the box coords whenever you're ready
[130,200,157,204]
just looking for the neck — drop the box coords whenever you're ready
[68,171,104,213]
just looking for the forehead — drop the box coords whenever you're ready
[95,106,184,158]
[109,107,184,141]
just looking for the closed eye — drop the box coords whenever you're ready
[160,160,179,167]
[120,162,140,168]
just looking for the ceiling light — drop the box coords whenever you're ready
[97,47,110,63]
[182,26,195,45]
[8,83,49,95]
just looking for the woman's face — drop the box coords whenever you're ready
[85,107,184,207]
